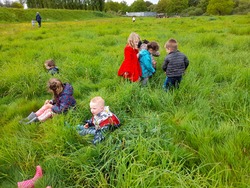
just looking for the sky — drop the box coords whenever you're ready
[110,0,159,6]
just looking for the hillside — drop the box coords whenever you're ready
[0,8,114,23]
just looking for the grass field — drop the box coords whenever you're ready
[0,13,249,187]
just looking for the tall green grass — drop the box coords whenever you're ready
[0,14,249,187]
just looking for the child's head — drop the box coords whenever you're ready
[127,32,140,49]
[44,59,56,70]
[89,96,105,116]
[47,78,63,96]
[165,38,178,53]
[147,42,160,54]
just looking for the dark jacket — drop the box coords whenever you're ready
[52,83,76,113]
[36,14,41,22]
[48,67,59,75]
[162,50,189,77]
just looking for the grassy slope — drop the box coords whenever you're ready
[0,8,113,23]
[0,11,250,187]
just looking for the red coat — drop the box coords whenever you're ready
[118,44,142,82]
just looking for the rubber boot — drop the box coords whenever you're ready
[25,117,39,125]
[19,112,37,124]
[17,166,43,188]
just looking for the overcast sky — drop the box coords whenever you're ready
[109,0,159,6]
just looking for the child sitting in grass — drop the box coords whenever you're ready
[139,41,159,85]
[44,59,59,75]
[20,78,76,124]
[76,96,120,145]
[162,38,189,91]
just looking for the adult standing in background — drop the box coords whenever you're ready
[36,12,42,27]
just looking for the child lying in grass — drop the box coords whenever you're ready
[20,78,76,124]
[76,96,120,145]
[44,59,59,75]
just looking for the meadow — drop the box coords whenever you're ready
[0,12,249,187]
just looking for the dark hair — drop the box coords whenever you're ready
[138,39,149,48]
[147,42,159,51]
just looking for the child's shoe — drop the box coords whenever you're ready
[19,112,37,124]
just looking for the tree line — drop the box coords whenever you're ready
[1,0,249,15]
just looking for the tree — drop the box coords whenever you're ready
[207,0,235,15]
[11,1,24,8]
[197,0,209,12]
[130,0,148,12]
[156,0,168,13]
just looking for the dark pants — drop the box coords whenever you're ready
[37,20,41,27]
[163,76,182,91]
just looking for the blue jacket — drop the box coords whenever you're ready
[52,83,76,114]
[139,49,155,78]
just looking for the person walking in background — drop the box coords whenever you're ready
[118,32,142,82]
[20,78,76,124]
[162,38,189,91]
[36,12,42,27]
[44,59,59,75]
[139,41,159,85]
[132,16,136,22]
[76,96,120,145]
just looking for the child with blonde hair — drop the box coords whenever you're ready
[118,32,142,82]
[76,96,120,145]
[20,78,76,124]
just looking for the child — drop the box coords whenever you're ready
[31,19,35,27]
[162,38,189,91]
[20,78,76,124]
[139,42,159,85]
[138,39,160,70]
[117,32,142,82]
[44,59,59,75]
[76,96,120,145]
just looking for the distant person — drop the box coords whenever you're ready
[76,96,120,145]
[44,59,59,75]
[20,78,76,124]
[162,38,189,91]
[36,12,42,27]
[31,19,35,26]
[118,32,142,82]
[139,42,159,85]
[132,16,136,22]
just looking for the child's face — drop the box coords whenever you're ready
[148,48,156,54]
[44,63,50,70]
[166,48,171,54]
[90,102,104,116]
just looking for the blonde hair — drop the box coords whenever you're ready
[165,38,178,51]
[127,32,140,49]
[47,78,63,98]
[90,96,105,107]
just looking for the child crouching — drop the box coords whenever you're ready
[77,96,120,145]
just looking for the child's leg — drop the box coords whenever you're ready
[77,126,96,136]
[141,77,149,86]
[37,109,53,122]
[35,104,52,117]
[17,166,43,188]
[92,126,109,145]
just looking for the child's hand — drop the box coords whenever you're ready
[44,100,50,105]
[84,123,89,128]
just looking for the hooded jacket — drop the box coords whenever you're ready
[139,49,155,78]
[52,83,76,113]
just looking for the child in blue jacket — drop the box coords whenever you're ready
[139,41,159,85]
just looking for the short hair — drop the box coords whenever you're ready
[90,96,105,107]
[127,32,140,49]
[45,59,56,68]
[147,41,159,51]
[165,38,178,51]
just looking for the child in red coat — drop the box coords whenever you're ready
[118,32,142,82]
